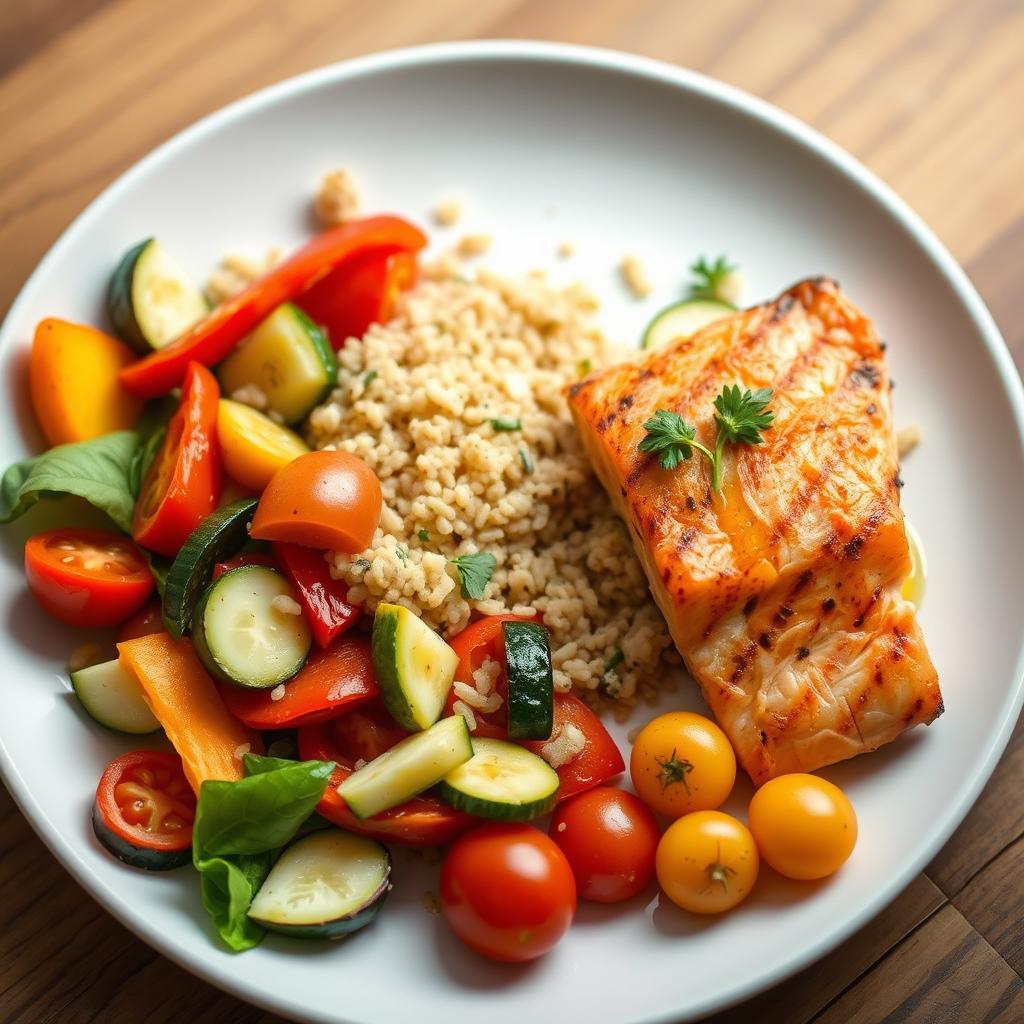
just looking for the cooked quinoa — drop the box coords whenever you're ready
[619,254,652,299]
[307,269,675,704]
[314,168,361,226]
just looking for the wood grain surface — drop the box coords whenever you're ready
[2,1,1023,1021]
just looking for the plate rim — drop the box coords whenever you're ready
[2,38,1023,1024]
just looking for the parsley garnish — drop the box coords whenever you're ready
[604,648,625,673]
[450,552,496,599]
[688,255,736,302]
[578,358,592,377]
[639,385,773,491]
[417,528,430,542]
[354,558,371,571]
[396,547,408,564]
[490,417,522,432]
[363,369,378,387]
[518,447,534,474]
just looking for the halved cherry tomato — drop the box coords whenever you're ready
[219,636,378,729]
[116,599,167,642]
[94,749,196,855]
[249,450,381,553]
[524,692,625,801]
[119,216,427,398]
[211,551,277,581]
[132,361,222,557]
[25,528,153,628]
[443,614,537,738]
[440,822,576,962]
[274,542,360,648]
[296,250,417,349]
[298,702,474,846]
[550,787,660,903]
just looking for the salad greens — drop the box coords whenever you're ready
[192,754,335,951]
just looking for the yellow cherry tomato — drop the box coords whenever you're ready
[217,399,309,492]
[656,810,759,914]
[748,773,857,880]
[630,711,736,817]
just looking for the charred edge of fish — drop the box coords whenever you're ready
[874,668,883,686]
[891,626,907,661]
[796,646,811,660]
[676,527,697,551]
[904,696,925,725]
[878,340,888,352]
[774,604,795,625]
[822,597,836,613]
[742,596,758,617]
[731,642,757,682]
[758,632,773,651]
[790,569,814,597]
[866,403,877,415]
[596,412,616,433]
[618,394,634,410]
[685,495,697,512]
[893,472,905,489]
[758,729,768,746]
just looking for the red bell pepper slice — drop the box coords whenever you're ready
[219,636,378,729]
[522,692,625,801]
[119,216,427,398]
[274,542,360,648]
[132,361,221,557]
[297,701,474,847]
[295,250,417,350]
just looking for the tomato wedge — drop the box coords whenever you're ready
[219,636,378,729]
[295,250,417,349]
[298,702,474,846]
[132,361,222,557]
[523,693,625,801]
[93,750,196,869]
[274,542,360,648]
[119,216,427,397]
[25,527,154,628]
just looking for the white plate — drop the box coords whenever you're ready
[1,40,1022,1024]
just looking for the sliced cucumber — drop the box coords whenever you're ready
[337,715,472,819]
[248,830,390,940]
[108,238,208,353]
[192,565,311,689]
[372,603,458,732]
[71,658,160,735]
[162,498,259,639]
[503,621,554,740]
[436,737,559,821]
[641,298,735,350]
[217,303,336,424]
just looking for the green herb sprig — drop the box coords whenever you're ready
[639,385,774,492]
[450,551,496,599]
[687,255,736,302]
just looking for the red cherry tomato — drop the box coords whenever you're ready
[94,750,196,854]
[550,787,660,902]
[132,361,222,557]
[24,528,154,628]
[297,702,473,846]
[440,822,576,962]
[116,599,167,642]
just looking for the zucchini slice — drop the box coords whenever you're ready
[91,803,191,871]
[192,565,311,689]
[108,238,208,353]
[71,658,160,735]
[641,298,735,350]
[372,603,458,732]
[337,715,472,819]
[217,303,336,424]
[436,737,559,821]
[503,621,554,740]
[248,830,391,939]
[163,498,259,639]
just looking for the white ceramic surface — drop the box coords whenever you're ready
[1,41,1022,1024]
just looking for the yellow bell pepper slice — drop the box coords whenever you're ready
[217,398,309,492]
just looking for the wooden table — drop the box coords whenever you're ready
[2,1,1023,1021]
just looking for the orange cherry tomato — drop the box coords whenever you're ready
[440,822,576,962]
[550,787,660,903]
[25,528,154,628]
[630,711,736,818]
[249,450,382,553]
[656,810,759,914]
[116,599,167,642]
[748,773,857,880]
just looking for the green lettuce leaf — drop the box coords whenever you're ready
[195,852,273,953]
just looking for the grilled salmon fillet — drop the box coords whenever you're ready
[567,278,942,784]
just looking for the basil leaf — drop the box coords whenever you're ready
[195,851,273,952]
[128,397,177,498]
[0,431,139,532]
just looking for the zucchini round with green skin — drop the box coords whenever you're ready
[372,602,458,732]
[337,714,472,819]
[247,830,391,939]
[191,565,311,689]
[217,303,336,424]
[91,803,192,870]
[436,737,559,821]
[162,498,259,639]
[71,658,160,735]
[503,621,554,740]
[108,238,208,353]
[641,298,735,349]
